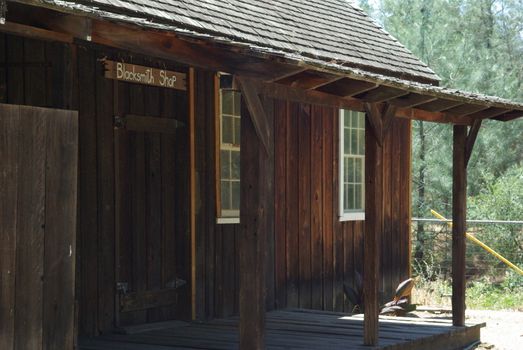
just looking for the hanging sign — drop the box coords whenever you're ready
[104,60,186,90]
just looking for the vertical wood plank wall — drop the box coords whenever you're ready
[1,32,412,333]
[74,44,192,334]
[196,87,412,318]
[1,34,192,335]
[0,104,78,350]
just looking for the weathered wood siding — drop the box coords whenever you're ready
[0,104,78,350]
[196,84,412,318]
[0,33,73,108]
[74,44,191,334]
[1,34,192,335]
[1,32,411,332]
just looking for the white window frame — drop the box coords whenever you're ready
[216,82,241,224]
[339,109,365,221]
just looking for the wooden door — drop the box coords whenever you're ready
[0,104,78,350]
[115,114,190,326]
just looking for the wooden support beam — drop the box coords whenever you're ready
[364,102,383,146]
[396,107,472,125]
[452,125,467,327]
[115,114,183,134]
[465,120,482,167]
[382,103,398,136]
[239,82,274,350]
[363,106,383,346]
[188,67,197,320]
[363,102,397,146]
[236,76,271,155]
[0,21,73,43]
[258,82,364,111]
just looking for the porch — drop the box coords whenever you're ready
[79,309,484,350]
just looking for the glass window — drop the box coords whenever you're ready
[218,83,241,219]
[339,109,365,220]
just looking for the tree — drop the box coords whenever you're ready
[355,0,523,279]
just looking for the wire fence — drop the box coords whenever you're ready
[411,218,523,281]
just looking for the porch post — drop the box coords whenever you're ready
[452,124,467,326]
[238,77,273,349]
[363,103,385,346]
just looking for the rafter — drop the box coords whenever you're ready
[268,68,309,83]
[318,77,378,97]
[444,104,489,117]
[388,93,438,108]
[416,99,463,112]
[356,86,409,103]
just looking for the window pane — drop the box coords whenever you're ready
[221,181,231,209]
[354,158,362,182]
[346,158,354,182]
[221,150,230,179]
[231,181,240,210]
[355,184,363,210]
[351,129,358,154]
[231,150,240,179]
[343,110,349,127]
[233,117,241,145]
[344,184,350,211]
[358,129,365,155]
[233,91,241,115]
[351,111,358,128]
[348,184,355,210]
[344,127,350,155]
[222,116,234,144]
[357,113,364,128]
[222,90,233,115]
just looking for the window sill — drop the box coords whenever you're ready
[216,217,240,224]
[339,212,365,221]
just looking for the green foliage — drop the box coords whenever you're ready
[466,272,523,310]
[413,273,523,310]
[355,0,523,294]
[354,0,523,219]
[468,164,523,266]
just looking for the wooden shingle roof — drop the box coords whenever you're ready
[31,0,441,84]
[8,0,522,122]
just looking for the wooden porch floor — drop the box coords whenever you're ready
[79,309,484,350]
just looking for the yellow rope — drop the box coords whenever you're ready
[430,209,523,276]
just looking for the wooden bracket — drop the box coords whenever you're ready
[364,102,397,146]
[465,119,482,167]
[236,76,271,156]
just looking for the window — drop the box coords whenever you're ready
[339,109,365,221]
[217,74,241,222]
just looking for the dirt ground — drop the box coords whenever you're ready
[412,309,523,350]
[466,310,523,350]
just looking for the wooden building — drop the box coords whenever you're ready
[0,1,522,349]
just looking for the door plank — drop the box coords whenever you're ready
[43,109,78,350]
[14,106,47,350]
[0,104,20,350]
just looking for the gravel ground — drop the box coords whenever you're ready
[412,309,523,350]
